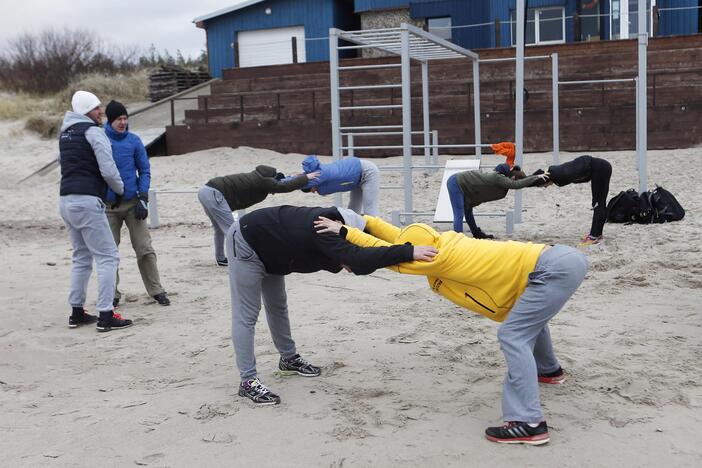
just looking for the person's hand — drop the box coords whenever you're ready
[473,228,494,240]
[314,216,342,234]
[134,195,149,220]
[306,171,321,181]
[413,245,438,262]
[111,194,123,209]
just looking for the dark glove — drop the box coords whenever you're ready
[134,195,149,220]
[472,228,494,240]
[111,194,123,209]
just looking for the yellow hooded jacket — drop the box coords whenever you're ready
[344,216,545,322]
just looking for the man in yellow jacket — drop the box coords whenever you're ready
[315,214,587,445]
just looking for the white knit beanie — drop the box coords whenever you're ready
[71,90,101,115]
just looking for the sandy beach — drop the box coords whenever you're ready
[1,118,701,467]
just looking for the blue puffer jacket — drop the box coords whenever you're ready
[301,155,362,195]
[104,123,151,202]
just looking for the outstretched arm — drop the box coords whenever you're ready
[266,171,319,193]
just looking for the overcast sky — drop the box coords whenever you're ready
[0,0,249,59]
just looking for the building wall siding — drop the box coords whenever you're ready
[203,0,342,77]
[354,0,410,12]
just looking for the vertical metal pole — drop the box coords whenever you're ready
[637,0,648,194]
[148,189,159,229]
[431,130,439,166]
[347,134,355,157]
[472,59,482,158]
[421,61,431,166]
[329,29,343,207]
[551,53,559,164]
[514,0,525,224]
[621,0,630,39]
[400,25,413,223]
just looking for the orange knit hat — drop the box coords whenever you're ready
[490,142,516,168]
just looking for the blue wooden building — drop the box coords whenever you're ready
[195,0,701,77]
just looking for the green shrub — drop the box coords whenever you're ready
[24,114,61,138]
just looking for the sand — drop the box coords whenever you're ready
[1,119,701,467]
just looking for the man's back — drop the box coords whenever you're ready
[240,206,412,276]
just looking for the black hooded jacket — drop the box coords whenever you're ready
[240,206,414,276]
[206,165,307,210]
[547,155,600,187]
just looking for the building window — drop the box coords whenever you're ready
[511,7,565,45]
[610,0,653,40]
[428,17,452,41]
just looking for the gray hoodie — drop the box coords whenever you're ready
[60,111,124,196]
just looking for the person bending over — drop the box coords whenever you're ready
[447,163,547,239]
[315,214,587,445]
[298,155,380,216]
[198,166,319,266]
[227,205,436,406]
[534,155,612,245]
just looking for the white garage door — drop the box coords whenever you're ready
[238,26,306,68]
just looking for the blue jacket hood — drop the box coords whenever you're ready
[301,155,362,195]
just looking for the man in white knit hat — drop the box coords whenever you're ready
[58,90,133,332]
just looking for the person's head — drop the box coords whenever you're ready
[509,165,527,180]
[337,207,366,231]
[255,165,277,178]
[71,90,102,124]
[106,100,128,132]
[494,163,511,176]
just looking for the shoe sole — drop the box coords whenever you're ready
[277,369,321,377]
[238,392,280,406]
[485,434,550,445]
[96,323,134,333]
[538,376,566,385]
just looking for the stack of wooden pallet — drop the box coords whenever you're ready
[148,66,210,102]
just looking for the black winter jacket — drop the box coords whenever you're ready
[206,165,307,210]
[240,206,414,276]
[548,155,610,187]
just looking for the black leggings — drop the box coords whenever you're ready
[589,158,612,237]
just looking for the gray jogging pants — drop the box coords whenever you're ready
[497,244,588,423]
[225,221,297,381]
[198,185,234,262]
[59,195,120,312]
[348,159,380,216]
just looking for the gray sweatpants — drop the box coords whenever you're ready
[59,195,120,312]
[225,221,297,381]
[498,245,588,423]
[198,185,234,262]
[348,159,380,216]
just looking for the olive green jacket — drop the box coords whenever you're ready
[455,170,540,208]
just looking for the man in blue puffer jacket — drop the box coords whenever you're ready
[298,155,380,216]
[104,100,169,307]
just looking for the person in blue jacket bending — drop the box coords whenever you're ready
[299,155,380,216]
[104,100,169,307]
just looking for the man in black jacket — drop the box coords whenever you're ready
[198,165,319,266]
[226,205,437,405]
[536,155,612,245]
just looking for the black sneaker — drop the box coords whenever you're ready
[68,310,98,328]
[153,293,170,306]
[238,378,281,405]
[278,354,321,377]
[485,421,550,445]
[113,297,120,307]
[216,258,228,267]
[96,312,133,332]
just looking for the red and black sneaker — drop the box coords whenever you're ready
[538,367,566,385]
[485,421,550,445]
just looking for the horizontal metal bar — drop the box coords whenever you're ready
[379,165,444,170]
[339,104,402,110]
[479,55,550,63]
[380,185,404,190]
[341,131,427,136]
[151,190,198,194]
[340,125,403,130]
[339,84,401,91]
[338,42,404,50]
[404,23,479,60]
[559,78,636,85]
[341,145,404,150]
[395,211,509,217]
[411,144,493,148]
[341,27,401,34]
[338,63,401,70]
